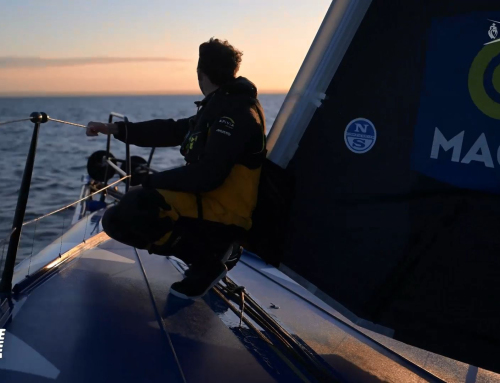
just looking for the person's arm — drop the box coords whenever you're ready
[86,117,193,147]
[142,113,256,192]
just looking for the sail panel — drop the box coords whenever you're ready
[277,0,500,372]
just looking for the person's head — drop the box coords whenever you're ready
[197,38,243,95]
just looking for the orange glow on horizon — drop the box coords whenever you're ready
[0,60,294,96]
[0,1,332,97]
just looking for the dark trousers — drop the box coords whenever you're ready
[102,188,245,266]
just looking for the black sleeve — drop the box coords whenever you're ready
[142,113,254,192]
[113,117,193,147]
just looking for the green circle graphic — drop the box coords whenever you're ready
[493,65,500,94]
[468,43,500,120]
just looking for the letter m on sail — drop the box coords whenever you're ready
[354,123,368,133]
[430,127,464,162]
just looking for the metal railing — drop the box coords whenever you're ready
[0,112,138,297]
[0,112,46,295]
[104,113,131,194]
[100,113,156,200]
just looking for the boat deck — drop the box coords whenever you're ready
[0,238,300,382]
[0,214,499,382]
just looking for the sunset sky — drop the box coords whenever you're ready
[0,1,331,96]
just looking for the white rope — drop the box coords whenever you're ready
[47,117,86,129]
[22,175,130,227]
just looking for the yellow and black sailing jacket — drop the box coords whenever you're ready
[114,77,266,231]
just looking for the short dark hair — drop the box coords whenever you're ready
[198,38,243,86]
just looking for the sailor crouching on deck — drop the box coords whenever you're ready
[85,38,266,300]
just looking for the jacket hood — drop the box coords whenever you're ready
[221,77,258,98]
[196,77,258,108]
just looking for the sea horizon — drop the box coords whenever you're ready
[0,90,288,99]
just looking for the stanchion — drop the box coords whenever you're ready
[0,112,48,296]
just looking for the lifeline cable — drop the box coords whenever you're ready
[0,115,128,243]
[1,115,92,129]
[22,176,129,227]
[0,116,126,227]
[27,220,38,277]
[0,229,16,248]
[0,118,32,126]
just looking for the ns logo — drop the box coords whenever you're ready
[344,118,377,154]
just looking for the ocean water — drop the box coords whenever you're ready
[0,94,285,264]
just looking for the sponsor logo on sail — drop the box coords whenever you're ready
[412,14,500,192]
[487,20,499,42]
[344,118,376,154]
[431,18,500,171]
[469,23,500,120]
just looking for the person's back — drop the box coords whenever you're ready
[86,38,266,299]
[196,77,266,230]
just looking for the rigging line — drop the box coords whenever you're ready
[218,277,338,381]
[220,283,296,351]
[46,117,86,129]
[212,285,313,383]
[59,214,66,256]
[0,118,32,126]
[0,245,5,272]
[239,288,245,327]
[133,248,187,383]
[167,258,321,381]
[0,242,6,270]
[220,279,321,367]
[169,257,320,380]
[0,228,16,248]
[22,176,129,227]
[0,229,14,269]
[238,258,447,383]
[222,278,338,378]
[82,213,90,243]
[27,220,38,277]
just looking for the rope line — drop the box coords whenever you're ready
[47,117,86,129]
[0,114,127,228]
[0,242,6,271]
[0,228,17,272]
[59,215,66,256]
[218,278,341,382]
[27,220,38,276]
[238,257,447,383]
[0,229,15,271]
[0,116,87,129]
[22,176,129,227]
[0,228,16,248]
[0,118,32,126]
[82,213,90,243]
